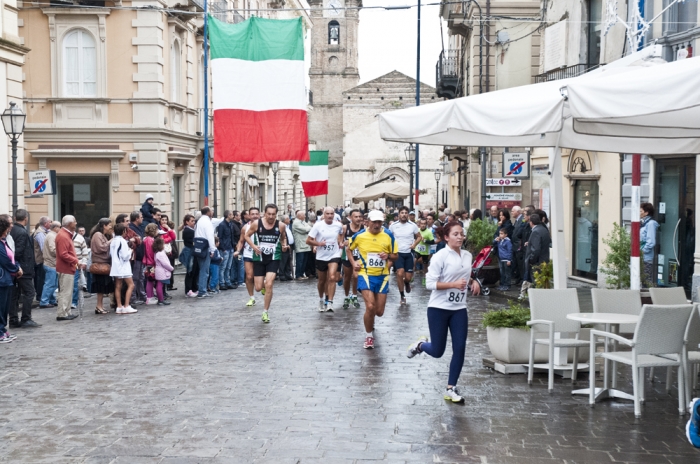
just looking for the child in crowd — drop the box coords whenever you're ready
[143,223,159,305]
[153,237,173,306]
[494,227,513,291]
[208,237,223,294]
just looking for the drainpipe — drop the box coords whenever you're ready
[485,0,490,93]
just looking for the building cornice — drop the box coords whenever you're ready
[24,126,202,144]
[0,37,30,57]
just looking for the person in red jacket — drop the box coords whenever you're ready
[55,215,80,321]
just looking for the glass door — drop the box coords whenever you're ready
[655,159,695,294]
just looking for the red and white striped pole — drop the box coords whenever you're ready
[630,154,641,289]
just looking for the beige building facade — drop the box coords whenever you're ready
[0,0,29,214]
[18,0,311,231]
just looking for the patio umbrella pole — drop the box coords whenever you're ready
[630,154,641,289]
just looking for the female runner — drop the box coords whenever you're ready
[406,221,480,403]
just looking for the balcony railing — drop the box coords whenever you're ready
[534,63,601,83]
[436,49,460,99]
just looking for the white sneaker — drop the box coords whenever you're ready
[326,301,334,312]
[187,290,197,298]
[443,387,465,403]
[146,297,158,305]
[117,306,138,315]
[407,335,428,358]
[115,306,125,313]
[318,300,327,312]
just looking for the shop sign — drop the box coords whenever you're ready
[485,193,522,201]
[486,178,522,187]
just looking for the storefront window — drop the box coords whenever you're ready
[56,176,110,232]
[531,165,550,217]
[573,180,599,280]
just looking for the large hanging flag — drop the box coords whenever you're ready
[209,16,309,163]
[299,151,329,197]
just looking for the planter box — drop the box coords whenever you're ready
[486,327,591,364]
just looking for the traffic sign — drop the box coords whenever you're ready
[28,170,56,196]
[485,193,522,201]
[503,152,530,178]
[486,178,522,187]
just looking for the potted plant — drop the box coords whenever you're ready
[599,223,631,289]
[466,219,500,285]
[483,300,589,364]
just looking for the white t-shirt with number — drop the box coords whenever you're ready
[309,220,343,261]
[389,220,420,254]
[425,247,473,310]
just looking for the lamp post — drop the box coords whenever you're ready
[434,169,441,213]
[404,144,416,211]
[271,162,279,204]
[1,102,26,219]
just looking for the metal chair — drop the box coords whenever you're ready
[589,304,693,417]
[527,289,589,391]
[648,287,688,387]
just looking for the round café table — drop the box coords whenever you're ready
[566,313,640,401]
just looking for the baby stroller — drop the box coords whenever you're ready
[471,245,495,296]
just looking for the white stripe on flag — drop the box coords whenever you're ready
[212,58,306,112]
[299,164,328,183]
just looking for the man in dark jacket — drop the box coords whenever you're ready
[230,211,242,287]
[519,212,550,299]
[511,206,530,285]
[10,209,41,328]
[217,210,235,290]
[129,211,147,304]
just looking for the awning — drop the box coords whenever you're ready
[352,182,410,204]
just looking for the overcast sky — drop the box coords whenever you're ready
[358,0,446,88]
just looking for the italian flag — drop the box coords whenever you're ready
[299,150,329,197]
[209,16,309,163]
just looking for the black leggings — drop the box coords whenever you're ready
[420,307,468,386]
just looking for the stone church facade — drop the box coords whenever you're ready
[343,71,443,210]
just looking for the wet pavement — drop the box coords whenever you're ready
[1,274,699,463]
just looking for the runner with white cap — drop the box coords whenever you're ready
[347,210,398,349]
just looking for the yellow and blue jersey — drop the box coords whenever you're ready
[348,228,398,277]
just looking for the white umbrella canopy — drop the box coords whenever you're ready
[567,55,700,146]
[352,182,410,204]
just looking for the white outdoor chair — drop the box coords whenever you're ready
[672,304,700,410]
[648,287,688,387]
[589,304,693,417]
[591,289,642,334]
[527,289,588,392]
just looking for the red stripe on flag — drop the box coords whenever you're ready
[301,180,328,197]
[213,109,309,163]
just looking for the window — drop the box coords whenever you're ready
[587,0,602,65]
[63,30,96,97]
[328,21,340,45]
[573,180,599,280]
[171,40,181,103]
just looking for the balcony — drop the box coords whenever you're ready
[436,49,460,99]
[534,63,600,83]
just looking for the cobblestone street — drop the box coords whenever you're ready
[1,275,699,463]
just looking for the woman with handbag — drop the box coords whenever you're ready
[180,215,198,297]
[159,215,177,293]
[142,223,159,304]
[89,218,114,314]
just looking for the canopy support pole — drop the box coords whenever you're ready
[631,154,641,289]
[549,146,567,289]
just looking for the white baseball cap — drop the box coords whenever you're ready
[368,210,384,222]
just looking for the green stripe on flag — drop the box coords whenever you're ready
[300,151,328,167]
[208,15,304,62]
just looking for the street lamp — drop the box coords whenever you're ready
[434,169,441,213]
[1,102,26,218]
[270,162,279,204]
[404,144,416,211]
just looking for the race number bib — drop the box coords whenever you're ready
[416,244,427,253]
[259,242,276,255]
[323,242,336,252]
[447,291,466,303]
[367,253,385,268]
[429,244,437,254]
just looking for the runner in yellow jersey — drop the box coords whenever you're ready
[347,210,398,349]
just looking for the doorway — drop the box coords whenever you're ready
[55,176,110,231]
[654,158,695,294]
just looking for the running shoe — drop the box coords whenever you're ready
[343,297,350,309]
[326,301,334,312]
[363,336,375,349]
[318,300,327,312]
[260,288,266,296]
[261,311,270,323]
[688,398,700,448]
[444,387,465,403]
[337,279,343,287]
[400,297,407,305]
[405,280,411,293]
[187,290,197,298]
[0,333,12,344]
[5,332,17,341]
[196,292,210,299]
[407,335,428,358]
[117,306,138,314]
[352,296,360,308]
[246,297,256,306]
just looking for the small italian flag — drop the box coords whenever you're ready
[209,16,309,163]
[299,150,329,197]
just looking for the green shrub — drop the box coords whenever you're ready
[466,219,497,255]
[533,260,553,289]
[600,223,631,289]
[481,300,531,329]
